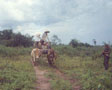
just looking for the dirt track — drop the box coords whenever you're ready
[31,59,80,90]
[34,66,51,90]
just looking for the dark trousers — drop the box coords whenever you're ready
[104,56,110,70]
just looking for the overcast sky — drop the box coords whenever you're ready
[0,0,112,44]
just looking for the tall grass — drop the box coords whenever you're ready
[47,72,72,90]
[0,45,36,90]
[0,45,32,57]
[53,45,112,90]
[53,45,103,57]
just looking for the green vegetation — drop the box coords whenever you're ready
[47,72,72,90]
[0,29,33,47]
[0,41,112,90]
[53,45,112,90]
[0,45,36,90]
[35,45,112,90]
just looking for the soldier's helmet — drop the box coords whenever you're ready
[105,44,110,49]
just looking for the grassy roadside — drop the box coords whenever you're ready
[54,55,112,90]
[47,72,72,90]
[0,45,36,90]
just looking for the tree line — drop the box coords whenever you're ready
[0,29,33,47]
[69,39,91,47]
[0,29,94,48]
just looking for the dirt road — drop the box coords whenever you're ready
[34,66,51,90]
[31,59,80,90]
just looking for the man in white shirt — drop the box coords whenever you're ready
[41,31,50,42]
[41,31,51,49]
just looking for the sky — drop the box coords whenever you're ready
[0,0,112,44]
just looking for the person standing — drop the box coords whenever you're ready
[102,44,111,70]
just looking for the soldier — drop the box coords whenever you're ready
[102,44,111,70]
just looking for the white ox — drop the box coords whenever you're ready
[31,48,40,65]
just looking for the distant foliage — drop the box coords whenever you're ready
[51,35,61,45]
[0,29,34,47]
[69,39,91,48]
